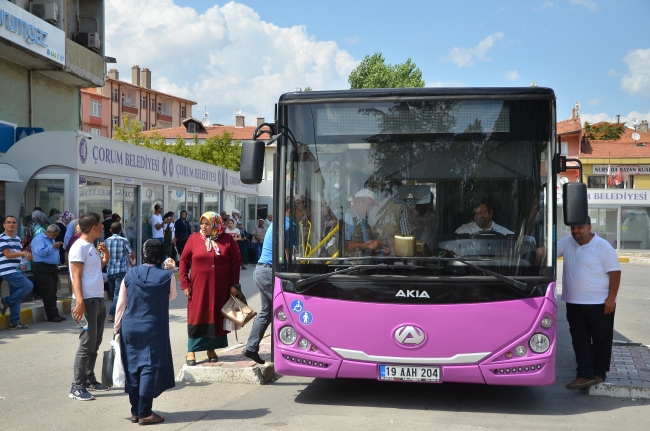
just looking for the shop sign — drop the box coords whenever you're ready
[586,189,650,205]
[0,1,66,65]
[593,165,650,175]
[223,168,259,195]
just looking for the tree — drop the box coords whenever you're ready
[583,122,626,141]
[348,53,425,89]
[112,114,242,170]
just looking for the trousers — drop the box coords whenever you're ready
[566,302,615,380]
[72,297,106,388]
[245,265,273,353]
[31,262,61,320]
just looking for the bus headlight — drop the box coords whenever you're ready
[276,309,287,322]
[540,316,553,329]
[279,326,298,345]
[299,339,311,350]
[529,333,550,353]
[514,345,527,357]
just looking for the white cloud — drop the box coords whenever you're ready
[621,48,650,97]
[343,35,360,45]
[533,1,556,11]
[445,33,505,68]
[580,110,650,126]
[569,0,598,12]
[588,98,600,106]
[504,70,520,80]
[105,1,357,126]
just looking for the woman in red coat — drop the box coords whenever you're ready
[180,212,241,364]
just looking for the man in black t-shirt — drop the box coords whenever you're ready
[101,209,113,241]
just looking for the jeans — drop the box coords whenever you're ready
[129,392,154,418]
[31,262,60,320]
[72,297,106,388]
[1,272,34,324]
[255,243,263,262]
[107,272,126,316]
[245,265,273,353]
[566,302,615,380]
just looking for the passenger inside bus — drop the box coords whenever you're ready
[343,189,391,258]
[398,192,438,254]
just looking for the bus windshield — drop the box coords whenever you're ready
[277,98,554,291]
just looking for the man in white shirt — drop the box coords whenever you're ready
[68,212,110,400]
[455,201,513,235]
[558,216,621,389]
[151,204,164,240]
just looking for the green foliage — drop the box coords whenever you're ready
[304,86,313,92]
[112,115,241,170]
[348,53,425,89]
[583,121,626,141]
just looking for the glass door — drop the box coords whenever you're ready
[114,185,140,263]
[588,208,618,249]
[187,192,202,234]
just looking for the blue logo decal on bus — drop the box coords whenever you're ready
[290,300,303,314]
[299,311,313,325]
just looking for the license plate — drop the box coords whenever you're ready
[379,365,441,382]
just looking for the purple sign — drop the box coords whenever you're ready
[169,158,174,178]
[162,157,167,177]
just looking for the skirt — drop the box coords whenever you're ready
[187,334,228,352]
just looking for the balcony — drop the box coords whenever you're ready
[157,111,172,122]
[122,101,138,114]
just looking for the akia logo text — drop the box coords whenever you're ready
[395,290,430,298]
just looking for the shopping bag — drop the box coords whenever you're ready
[101,345,115,388]
[221,294,257,327]
[112,334,126,387]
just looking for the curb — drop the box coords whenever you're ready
[176,362,277,385]
[588,383,650,399]
[0,298,71,330]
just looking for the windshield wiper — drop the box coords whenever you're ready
[294,264,388,293]
[437,257,528,291]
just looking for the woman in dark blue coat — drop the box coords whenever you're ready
[113,239,177,425]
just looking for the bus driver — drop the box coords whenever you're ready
[455,200,513,235]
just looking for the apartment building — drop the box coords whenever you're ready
[80,87,110,137]
[98,65,196,137]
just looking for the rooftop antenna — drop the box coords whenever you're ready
[201,106,210,127]
[574,101,580,118]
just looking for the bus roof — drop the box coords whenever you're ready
[278,87,556,105]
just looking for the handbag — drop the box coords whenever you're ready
[221,294,257,327]
[101,343,115,388]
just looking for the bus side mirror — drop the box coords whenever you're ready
[240,140,265,184]
[563,182,588,226]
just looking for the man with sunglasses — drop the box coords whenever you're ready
[455,201,513,235]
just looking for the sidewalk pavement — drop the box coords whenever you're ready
[0,296,71,330]
[588,341,650,399]
[176,335,277,385]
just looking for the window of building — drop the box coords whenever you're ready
[112,89,118,102]
[112,116,119,126]
[587,175,631,189]
[560,142,568,156]
[181,106,186,118]
[141,96,147,109]
[150,98,155,111]
[157,102,162,113]
[121,94,125,105]
[89,127,101,136]
[90,100,101,117]
[188,123,196,133]
[142,122,147,131]
[78,176,111,216]
[621,207,650,250]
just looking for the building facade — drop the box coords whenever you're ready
[1,0,106,224]
[80,88,111,137]
[557,108,650,251]
[100,66,196,137]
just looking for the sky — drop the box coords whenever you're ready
[105,0,650,128]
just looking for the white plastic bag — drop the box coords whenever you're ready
[112,334,126,387]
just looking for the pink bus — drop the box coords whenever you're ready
[241,87,584,385]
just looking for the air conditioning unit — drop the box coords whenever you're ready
[74,32,101,52]
[30,2,59,24]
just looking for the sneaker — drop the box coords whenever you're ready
[86,380,109,391]
[9,322,29,329]
[107,315,115,322]
[69,386,95,401]
[0,297,7,315]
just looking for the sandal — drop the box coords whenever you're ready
[138,412,164,425]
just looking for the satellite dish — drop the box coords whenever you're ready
[235,108,242,116]
[202,110,211,127]
[632,132,641,141]
[559,176,569,186]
